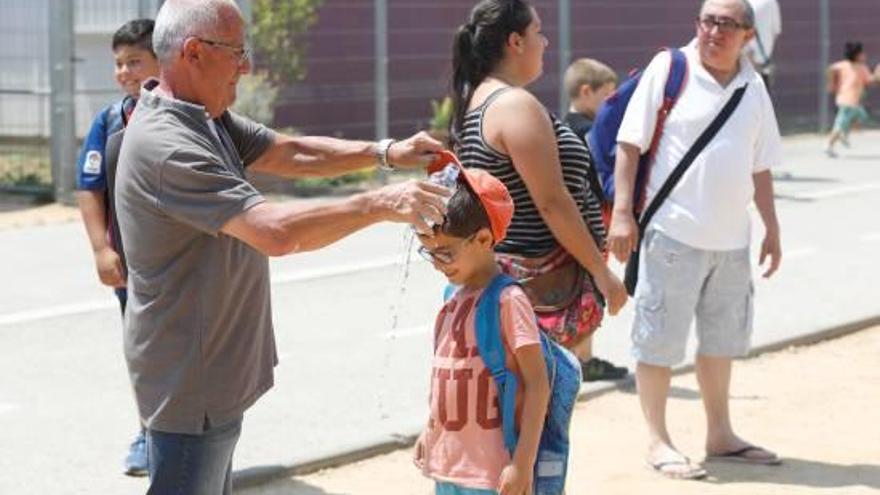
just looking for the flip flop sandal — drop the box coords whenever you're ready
[647,459,708,480]
[705,445,782,465]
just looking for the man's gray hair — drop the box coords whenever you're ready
[701,0,755,28]
[153,0,240,64]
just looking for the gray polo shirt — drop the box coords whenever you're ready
[116,80,277,434]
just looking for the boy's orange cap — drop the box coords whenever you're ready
[428,150,514,245]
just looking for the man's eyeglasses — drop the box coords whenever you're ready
[697,15,751,34]
[417,234,476,265]
[194,37,251,65]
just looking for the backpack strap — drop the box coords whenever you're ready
[647,48,688,159]
[474,273,520,455]
[637,48,688,212]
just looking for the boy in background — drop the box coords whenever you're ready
[413,162,550,494]
[826,41,880,157]
[562,58,629,382]
[75,18,159,477]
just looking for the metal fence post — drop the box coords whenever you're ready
[374,0,389,183]
[558,0,571,116]
[818,0,831,132]
[48,0,76,205]
[375,0,389,141]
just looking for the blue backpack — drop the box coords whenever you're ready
[444,274,581,495]
[587,48,688,214]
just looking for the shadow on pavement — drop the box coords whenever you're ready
[836,154,880,161]
[773,194,815,203]
[772,173,839,183]
[705,457,880,490]
[620,384,703,400]
[235,477,348,495]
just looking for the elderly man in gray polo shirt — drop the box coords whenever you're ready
[115,0,449,492]
[609,0,783,480]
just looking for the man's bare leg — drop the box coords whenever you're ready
[637,362,704,477]
[697,354,779,463]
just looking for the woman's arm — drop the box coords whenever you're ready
[483,88,627,314]
[248,131,443,179]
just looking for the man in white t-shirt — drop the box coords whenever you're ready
[744,0,781,88]
[608,0,783,480]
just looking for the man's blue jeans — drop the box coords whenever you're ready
[146,416,242,495]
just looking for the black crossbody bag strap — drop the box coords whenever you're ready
[624,83,748,295]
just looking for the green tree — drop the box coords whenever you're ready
[250,0,323,84]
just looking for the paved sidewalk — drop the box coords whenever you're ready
[241,325,880,495]
[2,130,879,494]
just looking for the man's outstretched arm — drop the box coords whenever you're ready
[222,180,450,256]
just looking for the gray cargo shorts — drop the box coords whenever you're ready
[631,229,754,367]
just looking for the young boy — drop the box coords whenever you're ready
[75,18,159,477]
[826,41,880,157]
[563,58,617,142]
[413,160,551,495]
[562,57,628,382]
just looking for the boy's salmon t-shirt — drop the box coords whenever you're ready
[423,285,541,490]
[833,61,872,107]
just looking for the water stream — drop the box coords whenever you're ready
[376,226,418,421]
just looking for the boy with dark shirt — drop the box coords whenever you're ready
[74,19,159,477]
[562,58,628,382]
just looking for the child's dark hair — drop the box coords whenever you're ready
[844,41,864,62]
[112,19,156,55]
[437,177,492,239]
[449,0,533,148]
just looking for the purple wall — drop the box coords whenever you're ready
[274,0,880,139]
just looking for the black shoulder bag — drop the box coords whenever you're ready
[624,83,748,295]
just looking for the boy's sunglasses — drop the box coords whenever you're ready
[417,234,476,265]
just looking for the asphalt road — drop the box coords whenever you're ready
[1,131,879,494]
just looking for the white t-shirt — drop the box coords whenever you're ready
[617,41,782,251]
[745,0,782,66]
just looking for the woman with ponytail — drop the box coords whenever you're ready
[451,2,627,366]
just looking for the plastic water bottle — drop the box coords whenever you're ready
[428,162,460,192]
[419,163,459,229]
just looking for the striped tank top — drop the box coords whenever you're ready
[455,88,606,257]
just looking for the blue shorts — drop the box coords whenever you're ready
[631,229,754,367]
[435,481,498,495]
[833,105,869,133]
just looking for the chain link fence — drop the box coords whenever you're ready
[3,0,880,197]
[0,0,160,197]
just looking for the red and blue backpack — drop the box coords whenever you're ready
[587,48,688,221]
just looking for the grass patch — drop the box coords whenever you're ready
[0,144,51,188]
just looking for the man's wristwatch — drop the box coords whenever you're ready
[375,138,396,171]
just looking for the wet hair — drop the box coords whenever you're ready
[845,41,864,62]
[700,0,755,28]
[449,0,533,148]
[564,58,618,99]
[112,18,156,55]
[437,177,492,240]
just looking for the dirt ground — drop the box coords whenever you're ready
[0,195,80,230]
[242,325,880,495]
[6,195,878,494]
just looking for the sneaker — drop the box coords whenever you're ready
[123,429,149,477]
[582,357,629,382]
[824,148,838,158]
